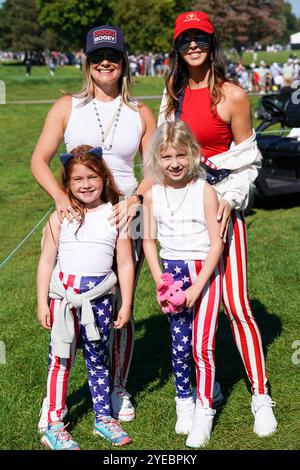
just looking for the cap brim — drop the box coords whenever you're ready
[86,43,127,55]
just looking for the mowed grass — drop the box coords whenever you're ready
[0,66,300,450]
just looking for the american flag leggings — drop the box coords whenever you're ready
[162,258,222,408]
[46,272,114,423]
[222,210,268,395]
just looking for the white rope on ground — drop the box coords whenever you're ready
[0,206,54,270]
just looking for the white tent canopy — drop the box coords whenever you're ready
[290,32,300,45]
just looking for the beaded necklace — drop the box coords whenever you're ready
[92,96,123,151]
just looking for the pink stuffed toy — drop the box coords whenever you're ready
[156,272,186,314]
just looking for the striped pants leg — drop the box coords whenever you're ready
[47,273,81,424]
[189,261,222,408]
[222,210,268,395]
[110,209,144,390]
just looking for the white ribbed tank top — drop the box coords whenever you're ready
[57,203,117,276]
[64,96,142,195]
[152,179,210,261]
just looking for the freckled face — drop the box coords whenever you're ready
[69,164,103,209]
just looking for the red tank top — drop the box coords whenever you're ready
[181,87,233,159]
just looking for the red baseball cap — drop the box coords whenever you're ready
[173,11,214,40]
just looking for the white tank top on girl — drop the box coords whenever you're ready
[64,96,142,195]
[152,179,210,261]
[57,203,117,276]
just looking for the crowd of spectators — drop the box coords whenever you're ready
[1,48,300,93]
[228,57,300,93]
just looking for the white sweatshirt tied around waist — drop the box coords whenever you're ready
[49,266,117,359]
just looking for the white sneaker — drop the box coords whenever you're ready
[251,394,277,437]
[111,388,135,422]
[192,381,223,406]
[37,397,68,434]
[186,402,216,448]
[174,396,195,435]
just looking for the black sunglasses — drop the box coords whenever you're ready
[176,33,211,53]
[88,49,123,64]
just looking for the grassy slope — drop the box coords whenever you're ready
[0,66,299,450]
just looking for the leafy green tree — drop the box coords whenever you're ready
[281,1,300,45]
[37,0,113,50]
[192,0,287,49]
[110,0,193,52]
[0,0,46,51]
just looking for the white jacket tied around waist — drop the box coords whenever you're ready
[158,90,262,210]
[49,266,117,359]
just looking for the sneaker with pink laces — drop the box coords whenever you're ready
[94,416,132,446]
[41,422,80,450]
[111,388,135,422]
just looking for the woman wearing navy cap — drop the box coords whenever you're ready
[32,25,156,436]
[158,11,277,447]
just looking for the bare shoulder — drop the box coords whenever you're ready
[203,181,218,205]
[48,95,72,119]
[48,210,61,228]
[222,82,248,104]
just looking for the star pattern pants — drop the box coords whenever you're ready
[162,258,222,408]
[47,272,113,423]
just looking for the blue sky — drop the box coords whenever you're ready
[288,0,300,17]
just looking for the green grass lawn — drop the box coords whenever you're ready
[0,66,299,450]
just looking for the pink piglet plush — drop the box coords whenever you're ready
[156,272,186,314]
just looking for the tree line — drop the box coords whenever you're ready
[0,0,299,54]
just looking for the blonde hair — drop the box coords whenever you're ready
[73,54,138,111]
[144,121,204,183]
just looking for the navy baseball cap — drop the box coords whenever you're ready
[85,25,127,55]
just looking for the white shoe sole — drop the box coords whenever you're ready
[112,411,135,422]
[41,435,54,450]
[93,429,132,446]
[254,424,277,437]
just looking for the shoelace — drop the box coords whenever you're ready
[54,423,73,444]
[255,399,276,412]
[98,417,125,438]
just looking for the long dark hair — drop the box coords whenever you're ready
[165,33,241,118]
[61,145,122,230]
